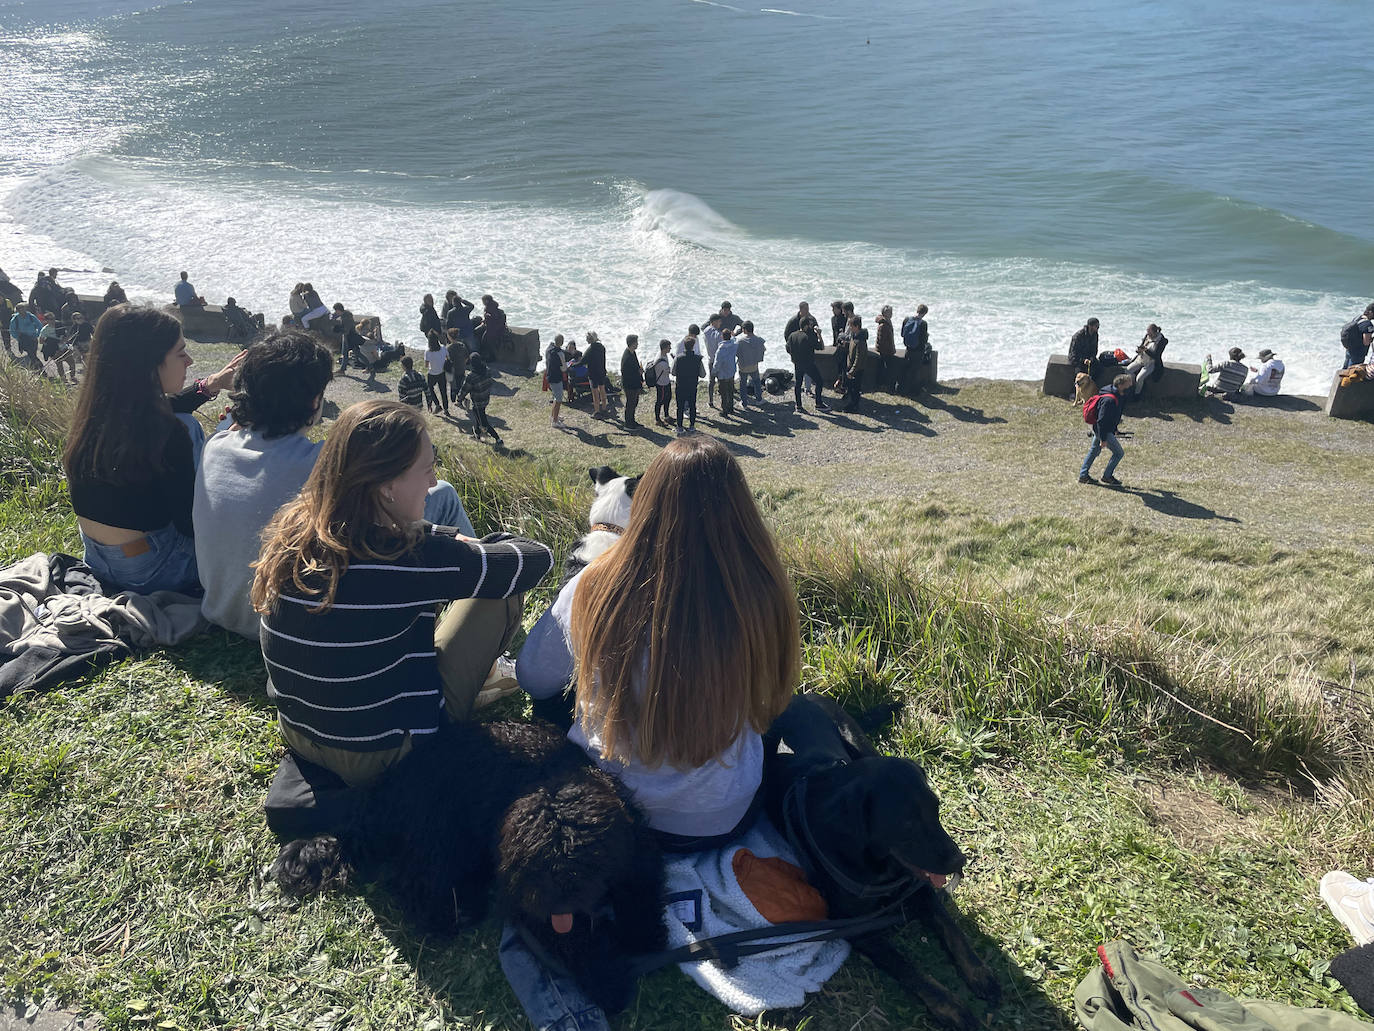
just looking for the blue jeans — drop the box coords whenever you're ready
[81,522,200,595]
[739,369,761,405]
[1344,349,1369,370]
[499,924,610,1031]
[175,412,207,470]
[424,480,475,536]
[1081,431,1124,479]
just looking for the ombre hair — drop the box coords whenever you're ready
[251,400,427,614]
[570,435,799,768]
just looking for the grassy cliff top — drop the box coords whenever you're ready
[1,356,1370,1031]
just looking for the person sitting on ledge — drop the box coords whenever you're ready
[1242,348,1285,398]
[62,306,242,595]
[1203,347,1248,398]
[1067,317,1101,381]
[1126,323,1168,397]
[251,399,554,787]
[103,281,128,306]
[194,332,476,640]
[223,296,264,343]
[173,271,207,309]
[298,283,328,331]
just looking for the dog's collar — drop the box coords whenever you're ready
[589,522,625,535]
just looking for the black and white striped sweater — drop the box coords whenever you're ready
[260,527,554,751]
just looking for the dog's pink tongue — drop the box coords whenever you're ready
[927,872,948,889]
[551,913,574,934]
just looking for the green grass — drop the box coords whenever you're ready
[1,360,1371,1030]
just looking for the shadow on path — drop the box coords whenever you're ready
[1115,485,1242,523]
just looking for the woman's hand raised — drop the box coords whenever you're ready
[202,349,247,395]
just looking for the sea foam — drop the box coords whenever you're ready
[1,158,1357,395]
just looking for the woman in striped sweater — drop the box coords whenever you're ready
[251,400,554,787]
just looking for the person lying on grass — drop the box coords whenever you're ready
[194,331,475,640]
[251,400,554,788]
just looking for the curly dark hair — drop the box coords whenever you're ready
[227,330,334,438]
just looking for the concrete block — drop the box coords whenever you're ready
[813,347,938,391]
[498,326,540,370]
[1043,354,1201,401]
[1326,371,1374,421]
[166,303,232,342]
[75,294,111,322]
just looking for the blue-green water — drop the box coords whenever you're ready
[3,0,1372,392]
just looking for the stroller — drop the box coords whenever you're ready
[564,359,591,404]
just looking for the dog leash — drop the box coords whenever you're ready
[625,895,917,977]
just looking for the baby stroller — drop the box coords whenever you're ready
[564,359,591,404]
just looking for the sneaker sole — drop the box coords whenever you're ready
[1321,873,1374,945]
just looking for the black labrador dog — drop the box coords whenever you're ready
[764,692,1000,1030]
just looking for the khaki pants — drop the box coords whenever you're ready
[279,595,523,787]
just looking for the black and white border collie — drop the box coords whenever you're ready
[564,466,638,583]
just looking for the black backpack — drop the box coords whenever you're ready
[1341,318,1367,351]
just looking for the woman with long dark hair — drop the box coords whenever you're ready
[62,305,242,593]
[518,434,800,851]
[252,400,554,787]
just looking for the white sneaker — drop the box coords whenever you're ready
[1320,871,1374,945]
[552,419,567,429]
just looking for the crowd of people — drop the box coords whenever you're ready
[540,298,936,434]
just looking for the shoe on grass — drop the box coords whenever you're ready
[1321,871,1374,945]
[1078,473,1096,484]
[1102,475,1123,486]
[551,418,567,429]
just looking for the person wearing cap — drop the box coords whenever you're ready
[1203,347,1248,398]
[584,330,609,417]
[1242,348,1285,397]
[1079,374,1133,486]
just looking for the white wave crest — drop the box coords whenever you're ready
[0,160,1357,395]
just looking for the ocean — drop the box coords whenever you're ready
[2,0,1372,394]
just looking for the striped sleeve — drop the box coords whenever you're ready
[338,529,554,603]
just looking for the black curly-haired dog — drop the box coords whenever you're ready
[271,719,666,1012]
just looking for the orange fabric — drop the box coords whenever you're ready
[732,849,829,924]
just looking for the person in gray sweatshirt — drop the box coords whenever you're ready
[193,331,473,639]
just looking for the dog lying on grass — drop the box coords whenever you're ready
[271,719,667,1012]
[764,693,1000,1031]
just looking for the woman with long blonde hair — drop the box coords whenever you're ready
[517,434,799,850]
[252,399,554,787]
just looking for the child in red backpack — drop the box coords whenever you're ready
[1079,374,1133,486]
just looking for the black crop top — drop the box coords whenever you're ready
[66,382,212,538]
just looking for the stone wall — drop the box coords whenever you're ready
[812,347,939,391]
[1043,354,1202,402]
